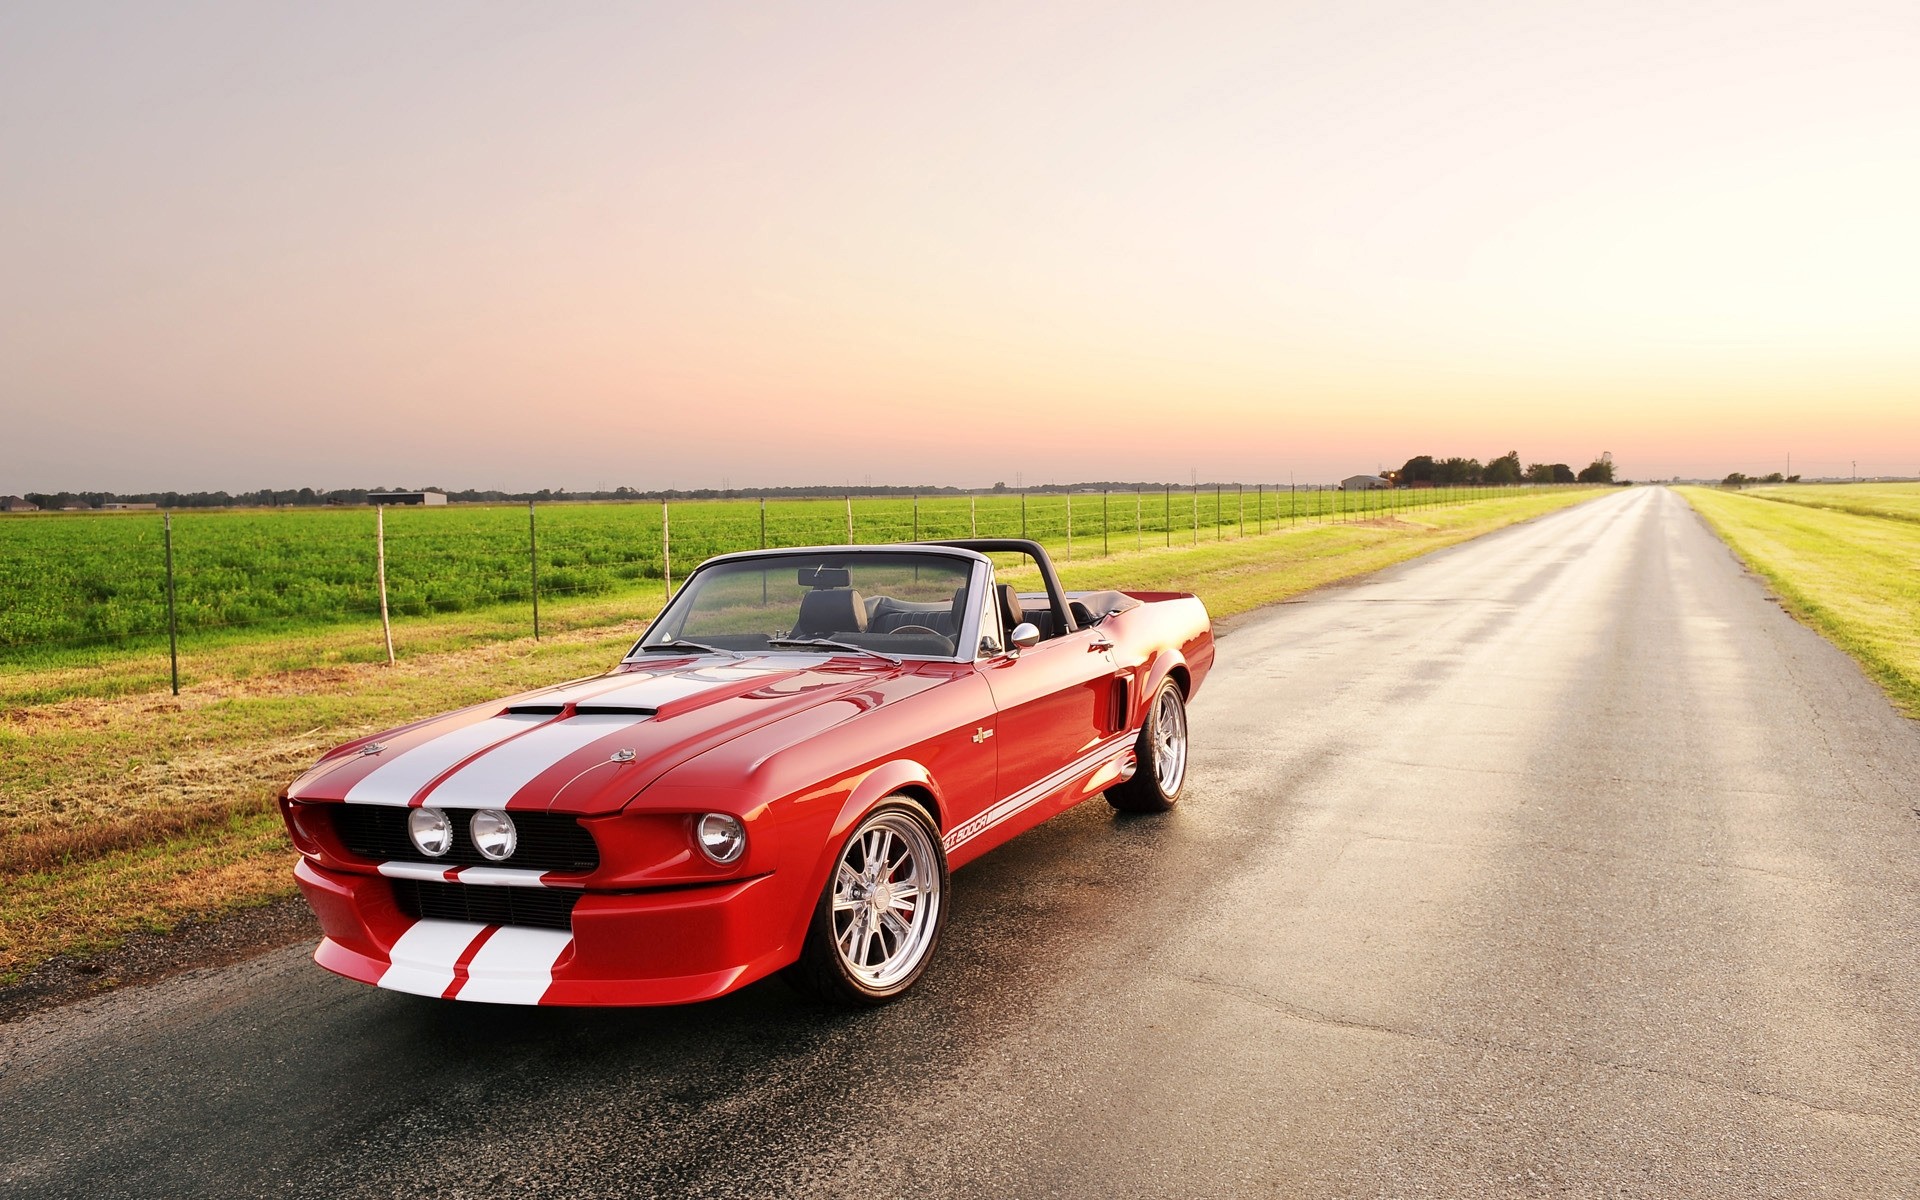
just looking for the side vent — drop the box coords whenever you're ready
[1108,675,1131,734]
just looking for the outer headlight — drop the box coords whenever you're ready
[408,807,452,857]
[695,813,746,864]
[471,809,518,861]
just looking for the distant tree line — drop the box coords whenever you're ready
[1720,472,1799,487]
[20,480,1257,510]
[20,461,1624,511]
[1396,452,1617,486]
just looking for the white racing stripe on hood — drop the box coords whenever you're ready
[344,712,550,807]
[454,927,574,1004]
[377,920,486,998]
[422,712,645,809]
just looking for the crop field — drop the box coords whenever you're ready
[0,486,1603,981]
[1683,484,1920,715]
[0,485,1507,670]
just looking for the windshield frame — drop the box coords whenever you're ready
[626,545,994,665]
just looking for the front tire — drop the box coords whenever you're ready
[1106,678,1188,813]
[788,799,949,1005]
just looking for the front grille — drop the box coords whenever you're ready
[332,806,600,873]
[391,878,581,932]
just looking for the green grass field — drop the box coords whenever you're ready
[0,486,1601,982]
[1682,484,1920,717]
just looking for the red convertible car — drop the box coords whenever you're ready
[279,539,1213,1006]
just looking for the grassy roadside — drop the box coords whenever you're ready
[1681,486,1920,717]
[0,487,1604,982]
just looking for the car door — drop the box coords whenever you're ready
[981,623,1121,805]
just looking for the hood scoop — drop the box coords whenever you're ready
[504,701,659,717]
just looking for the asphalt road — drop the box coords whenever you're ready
[5,486,1918,1198]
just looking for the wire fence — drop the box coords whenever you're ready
[0,484,1579,685]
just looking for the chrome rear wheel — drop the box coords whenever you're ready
[1105,678,1189,813]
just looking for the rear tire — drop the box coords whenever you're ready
[1105,678,1188,813]
[786,799,949,1006]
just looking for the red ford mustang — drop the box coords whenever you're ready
[279,539,1213,1006]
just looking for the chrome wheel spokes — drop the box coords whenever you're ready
[1153,688,1187,794]
[830,809,942,989]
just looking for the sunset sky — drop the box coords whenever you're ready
[4,1,1918,491]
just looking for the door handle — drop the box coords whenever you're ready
[1088,637,1114,653]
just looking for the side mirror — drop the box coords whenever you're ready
[1009,622,1041,650]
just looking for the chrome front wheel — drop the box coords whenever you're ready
[791,800,949,1004]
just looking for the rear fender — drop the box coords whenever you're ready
[1134,650,1191,730]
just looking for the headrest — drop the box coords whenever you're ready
[794,589,867,636]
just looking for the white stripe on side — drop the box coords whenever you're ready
[422,713,645,809]
[944,736,1134,853]
[344,713,550,807]
[376,920,489,998]
[454,927,574,1005]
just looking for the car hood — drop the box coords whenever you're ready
[285,656,917,816]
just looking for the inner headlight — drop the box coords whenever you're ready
[471,809,517,861]
[408,807,452,857]
[695,813,746,864]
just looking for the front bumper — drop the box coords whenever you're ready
[295,859,796,1006]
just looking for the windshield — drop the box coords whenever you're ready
[634,552,976,660]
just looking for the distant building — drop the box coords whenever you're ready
[1341,474,1391,491]
[102,502,158,510]
[0,496,38,512]
[367,491,448,506]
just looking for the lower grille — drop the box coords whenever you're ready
[391,878,580,932]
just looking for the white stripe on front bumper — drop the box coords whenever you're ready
[454,927,574,1004]
[376,919,487,998]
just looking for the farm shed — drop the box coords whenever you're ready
[1341,475,1392,491]
[0,496,39,511]
[367,491,448,506]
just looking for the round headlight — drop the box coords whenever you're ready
[408,807,452,857]
[471,809,517,861]
[695,813,746,864]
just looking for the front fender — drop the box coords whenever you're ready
[771,759,948,964]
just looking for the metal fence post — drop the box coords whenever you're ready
[663,497,672,599]
[1065,492,1072,560]
[163,512,179,695]
[759,496,767,549]
[970,493,977,538]
[1021,492,1027,539]
[913,493,919,541]
[845,494,853,543]
[1164,485,1171,546]
[375,505,395,665]
[528,499,540,640]
[1103,490,1109,556]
